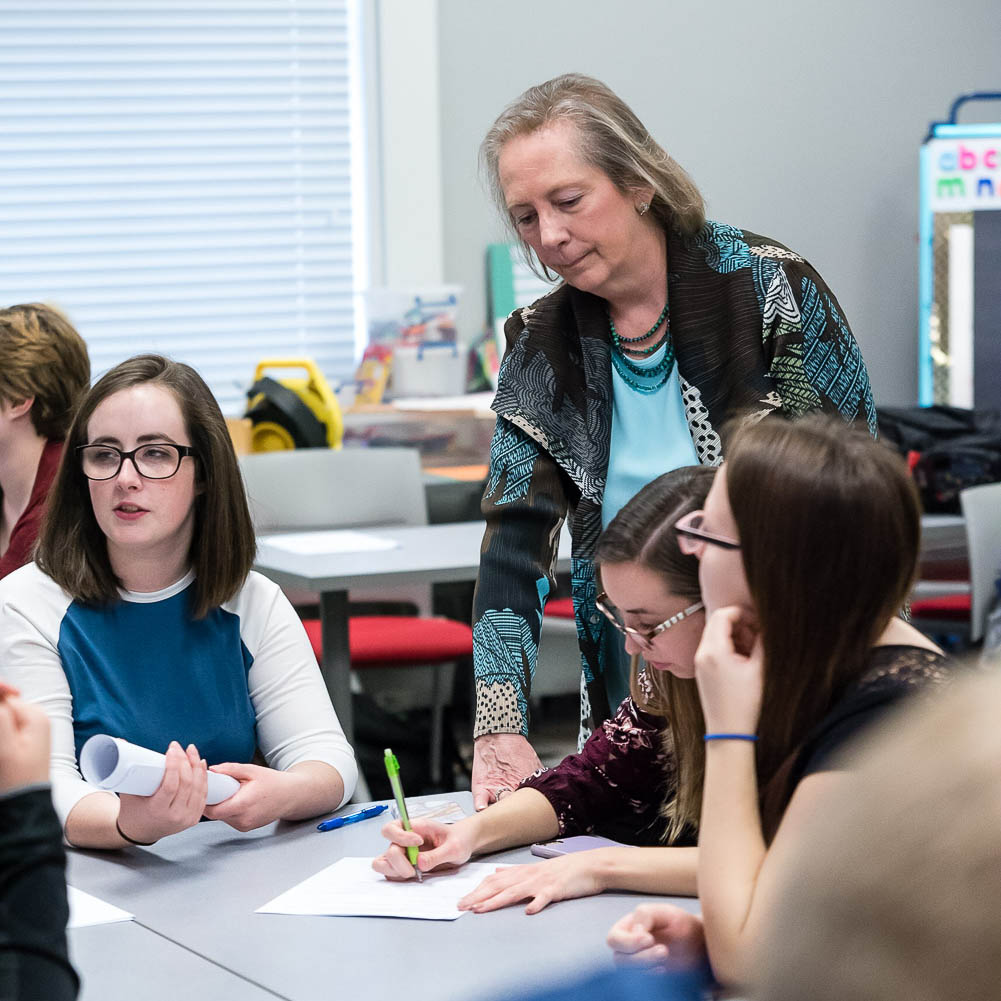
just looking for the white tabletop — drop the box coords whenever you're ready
[254,515,959,593]
[66,794,697,1001]
[254,521,573,593]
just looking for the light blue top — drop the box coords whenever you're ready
[603,343,700,529]
[600,344,700,710]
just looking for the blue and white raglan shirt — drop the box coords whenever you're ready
[0,563,358,829]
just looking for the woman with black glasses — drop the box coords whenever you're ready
[0,355,356,849]
[374,466,713,913]
[607,415,947,988]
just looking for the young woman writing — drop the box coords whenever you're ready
[375,466,714,911]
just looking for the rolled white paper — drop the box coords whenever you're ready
[79,734,239,805]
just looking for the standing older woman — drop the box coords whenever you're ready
[471,74,876,808]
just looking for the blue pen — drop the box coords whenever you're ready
[316,803,389,832]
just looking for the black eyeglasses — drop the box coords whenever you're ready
[595,592,704,647]
[77,443,197,481]
[673,510,741,552]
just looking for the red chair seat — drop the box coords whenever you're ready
[909,592,971,621]
[547,597,575,619]
[303,616,473,667]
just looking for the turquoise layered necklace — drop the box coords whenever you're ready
[608,299,674,394]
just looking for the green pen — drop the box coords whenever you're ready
[384,748,423,883]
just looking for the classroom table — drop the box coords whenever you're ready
[67,792,698,1001]
[70,921,281,1001]
[253,521,573,746]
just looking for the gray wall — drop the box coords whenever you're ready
[437,0,1001,405]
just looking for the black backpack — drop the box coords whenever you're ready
[877,406,1001,514]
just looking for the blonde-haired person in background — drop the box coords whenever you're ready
[471,73,877,810]
[0,303,91,579]
[752,668,1001,1001]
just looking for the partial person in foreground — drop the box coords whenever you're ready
[0,355,357,849]
[376,467,712,908]
[607,415,948,988]
[751,668,1001,1001]
[0,303,90,580]
[484,674,1001,1001]
[0,681,78,1001]
[470,73,876,809]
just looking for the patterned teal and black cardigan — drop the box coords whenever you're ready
[472,220,876,744]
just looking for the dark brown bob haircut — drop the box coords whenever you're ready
[37,354,256,618]
[595,464,715,842]
[724,414,921,833]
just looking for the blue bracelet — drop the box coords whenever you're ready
[704,733,758,742]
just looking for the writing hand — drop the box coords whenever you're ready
[372,817,475,880]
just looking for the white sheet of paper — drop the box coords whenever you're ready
[67,886,134,929]
[258,530,399,556]
[256,856,512,921]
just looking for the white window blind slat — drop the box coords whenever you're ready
[0,0,362,415]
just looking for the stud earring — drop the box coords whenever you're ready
[636,202,650,216]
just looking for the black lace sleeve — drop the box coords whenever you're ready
[797,646,950,780]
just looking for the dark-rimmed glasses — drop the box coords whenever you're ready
[596,592,704,647]
[673,509,741,553]
[77,443,197,481]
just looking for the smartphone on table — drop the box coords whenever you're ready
[530,835,625,858]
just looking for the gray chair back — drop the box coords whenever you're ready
[239,447,427,534]
[961,481,1001,643]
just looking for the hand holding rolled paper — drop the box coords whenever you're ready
[80,734,239,805]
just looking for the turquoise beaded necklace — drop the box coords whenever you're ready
[609,300,675,394]
[609,302,668,344]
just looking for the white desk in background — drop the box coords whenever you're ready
[253,521,572,746]
[67,793,697,1001]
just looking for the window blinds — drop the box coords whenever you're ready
[0,0,361,414]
